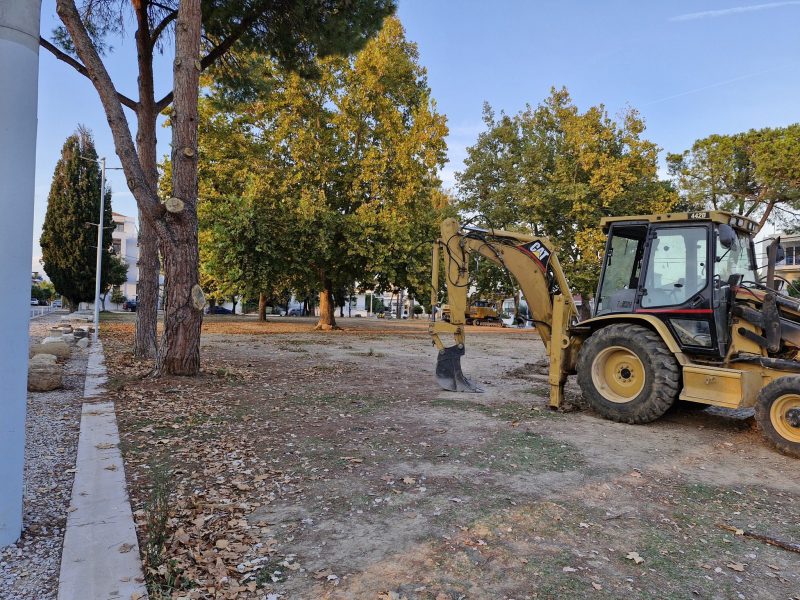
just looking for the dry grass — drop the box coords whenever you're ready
[104,316,800,600]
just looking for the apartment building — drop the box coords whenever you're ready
[111,212,139,300]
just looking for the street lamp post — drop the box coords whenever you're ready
[93,157,106,342]
[81,156,119,342]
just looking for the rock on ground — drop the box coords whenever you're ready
[29,341,70,360]
[27,357,63,392]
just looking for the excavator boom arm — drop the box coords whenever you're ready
[430,218,579,405]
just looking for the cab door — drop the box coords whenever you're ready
[595,223,648,316]
[636,224,718,355]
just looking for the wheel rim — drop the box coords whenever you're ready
[591,346,645,403]
[770,394,800,443]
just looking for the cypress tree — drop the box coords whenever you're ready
[40,127,114,310]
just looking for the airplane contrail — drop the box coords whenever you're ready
[670,1,800,22]
[641,64,796,106]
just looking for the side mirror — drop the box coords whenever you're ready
[718,224,737,249]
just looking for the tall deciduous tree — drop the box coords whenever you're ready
[47,0,395,373]
[40,128,115,310]
[197,17,448,330]
[192,95,298,322]
[457,88,677,317]
[667,125,800,230]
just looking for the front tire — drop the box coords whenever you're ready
[754,377,800,458]
[577,324,680,424]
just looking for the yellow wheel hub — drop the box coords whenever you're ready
[770,394,800,443]
[591,346,645,403]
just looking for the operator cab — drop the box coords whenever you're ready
[594,211,758,358]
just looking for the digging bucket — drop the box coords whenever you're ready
[435,345,483,393]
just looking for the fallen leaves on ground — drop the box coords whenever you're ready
[625,551,644,564]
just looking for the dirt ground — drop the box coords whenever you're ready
[101,313,800,600]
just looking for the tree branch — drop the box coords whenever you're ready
[39,37,139,111]
[200,13,258,71]
[154,91,174,113]
[154,12,259,112]
[150,9,178,49]
[757,198,777,232]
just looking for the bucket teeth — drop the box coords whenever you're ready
[435,345,483,393]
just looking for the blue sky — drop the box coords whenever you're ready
[32,1,800,270]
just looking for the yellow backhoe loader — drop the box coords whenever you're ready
[430,212,800,457]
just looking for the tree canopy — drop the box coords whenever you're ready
[196,17,449,328]
[40,127,115,309]
[457,88,678,314]
[48,0,395,371]
[667,124,800,230]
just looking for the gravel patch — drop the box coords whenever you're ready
[0,314,86,600]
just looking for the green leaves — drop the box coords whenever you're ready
[667,125,800,230]
[197,17,448,305]
[456,87,677,304]
[40,127,116,306]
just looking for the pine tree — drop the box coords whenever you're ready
[40,127,114,309]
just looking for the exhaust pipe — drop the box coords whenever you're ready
[435,345,483,393]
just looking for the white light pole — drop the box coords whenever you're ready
[81,155,115,342]
[0,0,41,547]
[93,157,106,342]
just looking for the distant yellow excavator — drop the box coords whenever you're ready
[430,212,800,457]
[441,300,504,326]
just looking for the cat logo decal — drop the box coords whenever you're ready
[519,240,551,270]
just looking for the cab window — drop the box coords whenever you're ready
[596,225,647,315]
[641,227,708,308]
[714,227,756,284]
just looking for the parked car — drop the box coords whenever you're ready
[52,299,62,309]
[122,299,138,312]
[287,308,303,316]
[30,298,38,305]
[207,305,232,314]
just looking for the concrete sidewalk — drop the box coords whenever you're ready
[57,341,148,600]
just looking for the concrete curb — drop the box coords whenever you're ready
[58,340,148,600]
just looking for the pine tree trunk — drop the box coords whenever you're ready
[155,0,203,375]
[56,0,204,377]
[132,3,159,358]
[258,293,267,321]
[315,276,338,330]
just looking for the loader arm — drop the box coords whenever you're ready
[430,218,579,406]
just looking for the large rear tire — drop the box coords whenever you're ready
[754,377,800,458]
[577,323,680,424]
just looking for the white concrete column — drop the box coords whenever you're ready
[0,0,41,547]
